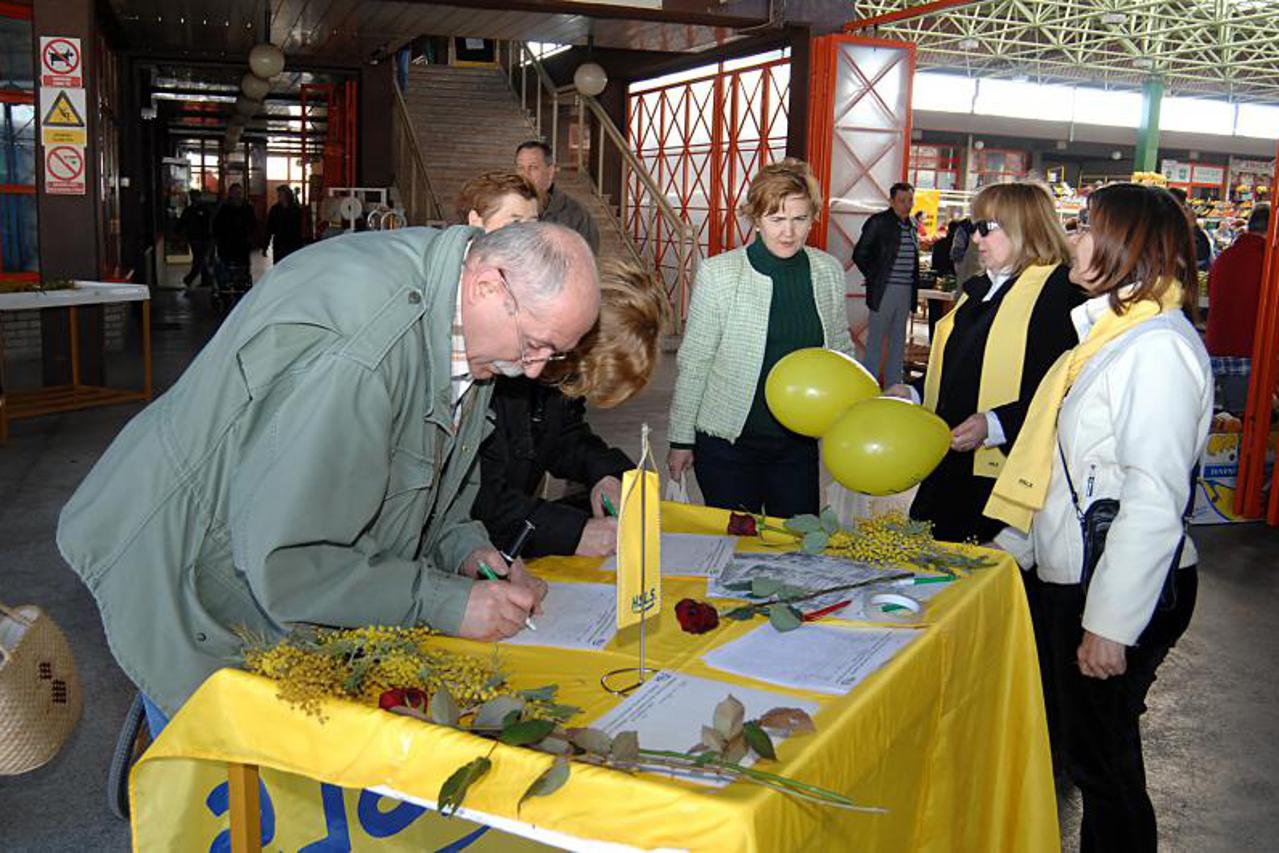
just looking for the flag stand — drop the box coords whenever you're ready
[602,424,660,696]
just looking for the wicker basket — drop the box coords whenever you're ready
[0,602,84,775]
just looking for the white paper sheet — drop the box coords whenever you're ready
[600,532,738,577]
[701,624,921,695]
[501,582,616,651]
[591,671,821,784]
[707,551,895,609]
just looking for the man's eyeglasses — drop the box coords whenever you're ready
[496,269,570,367]
[974,219,1003,237]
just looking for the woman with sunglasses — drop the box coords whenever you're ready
[985,184,1211,851]
[667,159,855,516]
[887,182,1085,544]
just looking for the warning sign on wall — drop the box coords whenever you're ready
[40,86,86,145]
[40,36,83,88]
[44,144,85,195]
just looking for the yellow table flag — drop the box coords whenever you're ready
[615,468,661,629]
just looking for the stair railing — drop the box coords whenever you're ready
[391,78,445,225]
[499,41,560,163]
[573,91,700,331]
[498,41,700,331]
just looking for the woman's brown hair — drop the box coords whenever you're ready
[739,158,823,221]
[1081,183,1198,317]
[542,259,671,408]
[455,171,543,224]
[971,182,1071,273]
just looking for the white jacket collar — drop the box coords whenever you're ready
[1070,284,1141,340]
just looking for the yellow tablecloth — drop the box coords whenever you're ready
[131,502,1057,852]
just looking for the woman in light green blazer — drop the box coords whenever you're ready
[666,159,854,517]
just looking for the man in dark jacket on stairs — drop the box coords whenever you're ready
[516,140,600,253]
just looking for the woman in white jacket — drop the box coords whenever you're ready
[985,183,1211,853]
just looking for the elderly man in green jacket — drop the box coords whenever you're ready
[57,222,599,718]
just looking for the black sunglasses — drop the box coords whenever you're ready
[974,219,1003,237]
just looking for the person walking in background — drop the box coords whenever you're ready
[666,158,854,517]
[931,218,958,278]
[264,185,305,265]
[986,184,1211,853]
[515,140,599,253]
[178,188,213,288]
[853,182,919,386]
[1206,204,1269,413]
[886,182,1084,545]
[212,182,257,271]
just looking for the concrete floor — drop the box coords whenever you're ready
[1,270,1277,852]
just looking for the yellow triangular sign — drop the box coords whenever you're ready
[44,90,84,128]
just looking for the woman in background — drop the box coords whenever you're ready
[666,158,854,517]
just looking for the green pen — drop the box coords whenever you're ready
[602,494,618,517]
[479,561,537,631]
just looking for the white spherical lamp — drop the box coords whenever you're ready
[240,72,271,101]
[248,42,286,79]
[235,95,261,117]
[573,62,608,97]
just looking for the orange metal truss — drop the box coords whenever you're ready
[626,56,791,294]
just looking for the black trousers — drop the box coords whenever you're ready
[1037,568,1198,853]
[693,431,819,518]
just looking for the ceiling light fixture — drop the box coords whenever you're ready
[957,37,979,51]
[1133,57,1154,69]
[1100,12,1126,25]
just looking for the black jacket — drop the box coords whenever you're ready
[474,378,634,558]
[852,208,919,311]
[908,264,1085,542]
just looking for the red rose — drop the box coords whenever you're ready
[675,598,720,634]
[378,688,407,710]
[727,513,758,537]
[378,687,428,711]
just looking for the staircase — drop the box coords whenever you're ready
[401,64,633,263]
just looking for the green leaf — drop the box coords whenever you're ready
[801,530,830,553]
[723,605,758,621]
[750,577,783,598]
[712,695,745,741]
[429,688,460,727]
[722,579,755,592]
[533,735,572,755]
[743,721,777,760]
[784,514,823,534]
[768,603,803,632]
[692,750,720,766]
[519,757,570,808]
[540,702,583,723]
[438,757,492,817]
[519,684,559,702]
[500,718,556,746]
[473,696,525,730]
[568,727,613,756]
[820,507,840,535]
[611,730,640,763]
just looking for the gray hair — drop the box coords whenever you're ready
[469,221,595,307]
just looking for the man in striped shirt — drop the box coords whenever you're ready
[853,182,920,386]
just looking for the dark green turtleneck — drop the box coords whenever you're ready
[742,239,823,438]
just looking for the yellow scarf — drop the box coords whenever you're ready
[923,264,1057,479]
[984,282,1185,532]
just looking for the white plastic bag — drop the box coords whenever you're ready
[664,473,691,503]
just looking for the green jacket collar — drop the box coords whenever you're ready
[422,225,482,426]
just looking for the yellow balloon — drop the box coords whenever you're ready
[822,398,951,495]
[765,348,880,437]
